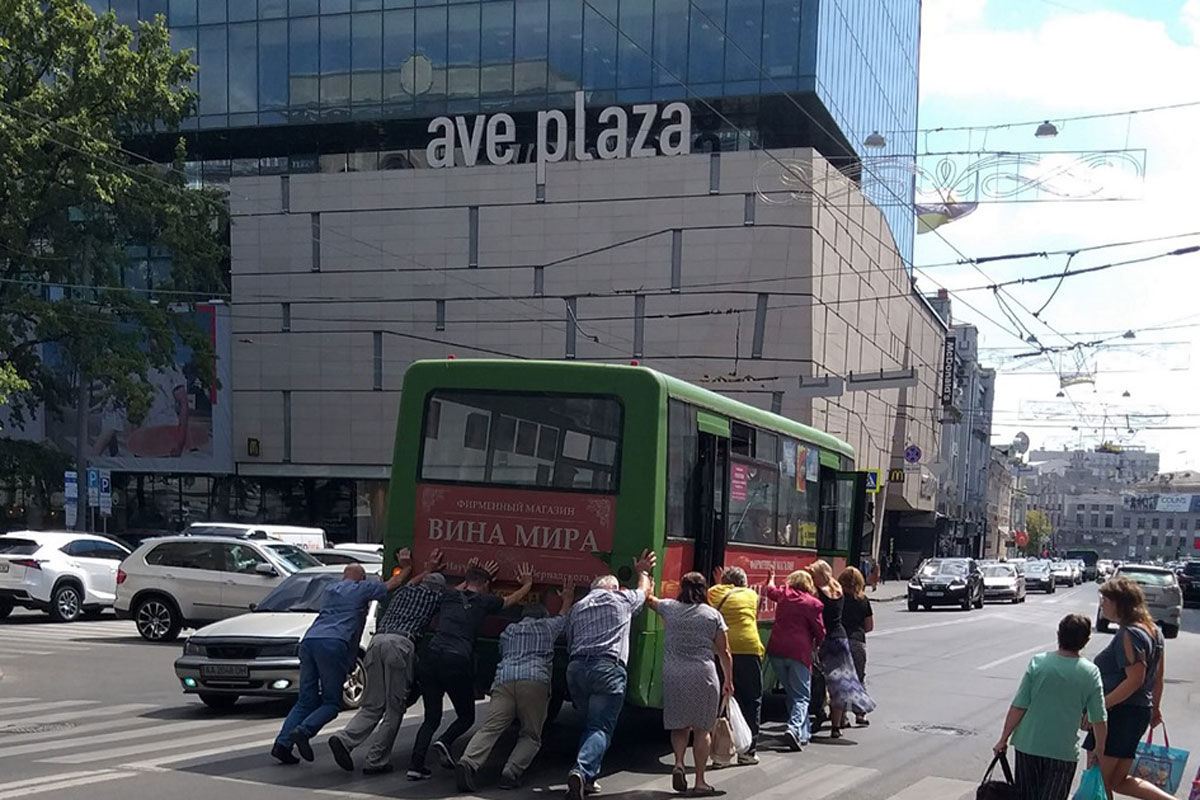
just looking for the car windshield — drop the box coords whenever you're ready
[983,566,1015,578]
[1025,563,1050,574]
[0,538,40,555]
[265,544,322,573]
[1053,562,1072,571]
[919,560,968,577]
[1119,569,1177,587]
[1183,563,1200,576]
[255,572,339,612]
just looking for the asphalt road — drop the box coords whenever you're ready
[1,583,1197,800]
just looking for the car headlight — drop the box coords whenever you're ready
[258,642,300,658]
[183,640,205,656]
[908,580,921,590]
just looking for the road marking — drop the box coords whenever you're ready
[0,699,37,706]
[0,632,91,648]
[120,720,351,770]
[976,643,1055,671]
[759,764,877,798]
[872,613,1005,637]
[0,649,54,657]
[0,701,99,719]
[40,719,288,764]
[0,715,228,759]
[0,703,156,732]
[0,715,149,747]
[885,776,977,800]
[0,770,135,799]
[0,771,115,791]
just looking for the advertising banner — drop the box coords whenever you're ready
[44,304,233,474]
[412,483,616,585]
[1123,493,1196,513]
[941,336,957,406]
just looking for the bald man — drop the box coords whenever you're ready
[272,558,411,765]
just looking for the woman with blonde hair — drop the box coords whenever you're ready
[1083,577,1171,800]
[809,560,875,738]
[761,567,825,751]
[837,566,874,727]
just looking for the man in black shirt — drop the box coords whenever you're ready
[406,560,535,781]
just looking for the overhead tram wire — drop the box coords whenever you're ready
[916,229,1200,270]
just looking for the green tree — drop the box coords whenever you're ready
[1023,509,1053,555]
[0,0,227,440]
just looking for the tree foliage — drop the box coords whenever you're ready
[0,0,227,433]
[1023,509,1053,555]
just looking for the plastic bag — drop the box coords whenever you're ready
[1073,766,1107,800]
[725,697,752,754]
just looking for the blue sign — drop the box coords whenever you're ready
[87,468,99,507]
[904,444,922,464]
[864,470,882,494]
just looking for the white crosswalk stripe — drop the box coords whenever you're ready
[0,619,140,660]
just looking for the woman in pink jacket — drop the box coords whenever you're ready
[762,568,826,751]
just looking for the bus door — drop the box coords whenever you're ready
[693,412,730,579]
[818,469,868,570]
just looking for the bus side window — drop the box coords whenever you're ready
[666,401,699,539]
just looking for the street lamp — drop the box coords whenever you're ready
[1035,120,1059,138]
[864,130,887,149]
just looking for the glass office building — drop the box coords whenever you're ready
[94,0,919,261]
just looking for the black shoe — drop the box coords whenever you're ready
[566,769,586,800]
[432,740,455,769]
[363,764,394,776]
[290,728,314,762]
[498,772,521,790]
[329,736,354,772]
[783,731,803,752]
[456,762,478,793]
[407,767,433,781]
[271,744,300,765]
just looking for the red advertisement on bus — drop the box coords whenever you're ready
[413,483,617,586]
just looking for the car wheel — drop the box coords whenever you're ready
[1161,623,1178,640]
[907,598,918,612]
[134,595,182,642]
[49,583,83,623]
[199,693,239,711]
[342,654,366,710]
[1096,616,1110,633]
[0,597,13,620]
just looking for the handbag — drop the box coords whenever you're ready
[726,696,753,754]
[1132,723,1190,794]
[976,751,1019,800]
[1188,762,1200,800]
[710,699,737,767]
[1073,765,1107,800]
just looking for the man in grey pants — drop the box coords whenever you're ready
[328,548,445,774]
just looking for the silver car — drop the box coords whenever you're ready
[1097,565,1182,639]
[982,563,1027,604]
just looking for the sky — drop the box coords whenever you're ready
[914,0,1200,471]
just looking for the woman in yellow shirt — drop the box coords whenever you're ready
[707,567,765,765]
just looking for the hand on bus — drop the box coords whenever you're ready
[558,582,576,608]
[516,562,535,587]
[395,547,412,564]
[633,549,656,575]
[712,566,724,586]
[765,567,776,586]
[424,547,445,571]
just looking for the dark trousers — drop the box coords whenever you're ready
[730,655,762,753]
[409,649,476,769]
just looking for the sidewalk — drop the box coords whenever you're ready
[866,580,908,602]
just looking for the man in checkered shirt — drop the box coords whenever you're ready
[455,582,577,791]
[327,547,445,774]
[563,549,657,800]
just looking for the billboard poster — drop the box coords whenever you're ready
[730,463,749,502]
[44,304,233,474]
[412,483,616,585]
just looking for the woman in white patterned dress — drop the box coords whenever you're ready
[648,572,733,796]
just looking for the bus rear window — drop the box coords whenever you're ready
[420,391,622,492]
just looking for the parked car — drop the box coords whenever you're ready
[1023,561,1056,594]
[1051,561,1076,586]
[309,548,384,567]
[332,543,385,555]
[173,566,377,710]
[1096,564,1182,640]
[907,558,984,611]
[115,535,323,642]
[0,531,131,622]
[982,563,1026,604]
[182,523,327,552]
[1177,561,1200,607]
[1096,559,1115,579]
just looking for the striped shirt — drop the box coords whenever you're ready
[566,588,646,664]
[493,615,569,687]
[375,583,443,640]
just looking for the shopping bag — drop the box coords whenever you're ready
[1132,723,1190,794]
[976,752,1019,800]
[1072,765,1107,800]
[1188,762,1200,800]
[710,701,737,767]
[726,697,752,754]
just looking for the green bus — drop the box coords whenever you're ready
[385,359,869,708]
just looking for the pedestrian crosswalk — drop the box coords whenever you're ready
[0,620,138,660]
[0,694,985,800]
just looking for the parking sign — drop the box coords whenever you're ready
[87,468,99,507]
[99,470,112,517]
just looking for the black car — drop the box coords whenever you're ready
[1180,561,1200,606]
[1022,561,1056,594]
[907,558,984,611]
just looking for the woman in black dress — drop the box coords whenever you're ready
[808,560,874,737]
[838,566,874,727]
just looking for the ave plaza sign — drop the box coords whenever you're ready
[425,91,693,182]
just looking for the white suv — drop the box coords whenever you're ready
[0,531,131,622]
[115,535,323,642]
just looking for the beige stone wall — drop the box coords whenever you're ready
[229,148,943,492]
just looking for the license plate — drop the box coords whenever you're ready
[200,664,250,679]
[925,591,944,597]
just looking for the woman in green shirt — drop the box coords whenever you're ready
[993,614,1109,800]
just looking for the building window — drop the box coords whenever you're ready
[1151,517,1160,530]
[1090,514,1099,528]
[1104,515,1113,529]
[1182,519,1191,531]
[1105,504,1114,512]
[1137,517,1145,529]
[1123,516,1131,528]
[1166,517,1174,530]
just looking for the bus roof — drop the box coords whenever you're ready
[405,359,855,461]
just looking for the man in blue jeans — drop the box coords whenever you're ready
[271,558,411,765]
[564,549,656,800]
